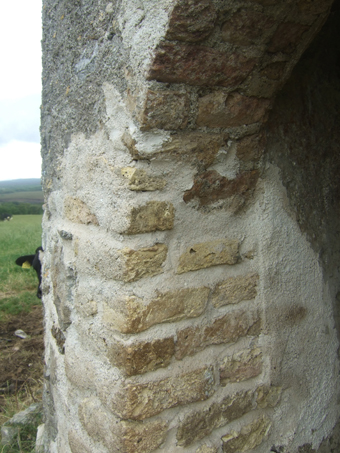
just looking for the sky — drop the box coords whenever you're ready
[0,0,42,181]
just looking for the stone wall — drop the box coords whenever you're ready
[40,0,340,451]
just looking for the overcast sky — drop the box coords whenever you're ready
[0,0,42,181]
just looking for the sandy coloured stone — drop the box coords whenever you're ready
[120,420,168,453]
[166,0,217,42]
[139,89,189,130]
[256,385,282,408]
[222,416,271,452]
[211,273,259,308]
[148,43,256,87]
[196,446,218,453]
[103,287,210,333]
[197,91,271,128]
[125,201,175,235]
[121,243,168,282]
[108,337,175,376]
[121,168,167,191]
[177,390,254,447]
[177,239,239,274]
[175,309,261,359]
[64,196,99,225]
[113,367,215,420]
[219,348,263,385]
[68,430,92,453]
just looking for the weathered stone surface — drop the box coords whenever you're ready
[222,416,271,452]
[176,390,254,447]
[121,167,167,191]
[267,22,309,54]
[197,91,271,128]
[120,419,168,453]
[222,10,275,46]
[64,196,99,225]
[121,243,168,282]
[68,430,92,453]
[125,201,175,235]
[219,348,262,385]
[211,273,259,308]
[236,133,266,164]
[256,385,282,408]
[296,0,332,15]
[166,0,217,42]
[177,239,239,274]
[104,287,210,333]
[139,89,189,130]
[175,309,261,359]
[148,43,256,87]
[183,170,259,207]
[64,347,96,391]
[108,337,175,376]
[113,367,215,420]
[196,446,218,453]
[260,62,287,80]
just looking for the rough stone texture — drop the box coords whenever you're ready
[139,89,190,130]
[196,446,218,453]
[197,91,271,128]
[64,196,99,225]
[236,133,266,167]
[121,167,167,191]
[148,43,257,87]
[222,10,275,46]
[222,416,271,452]
[64,347,97,391]
[183,170,259,208]
[68,430,92,453]
[176,390,255,447]
[177,239,240,274]
[108,337,175,376]
[219,348,262,385]
[125,201,175,234]
[121,243,168,282]
[175,309,261,359]
[267,22,309,54]
[256,385,282,408]
[166,0,217,42]
[211,273,259,308]
[104,287,210,333]
[120,419,168,453]
[112,367,215,420]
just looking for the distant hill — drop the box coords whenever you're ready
[0,179,43,208]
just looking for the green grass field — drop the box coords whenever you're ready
[0,191,44,204]
[0,215,42,319]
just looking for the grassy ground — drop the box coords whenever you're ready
[0,215,43,452]
[0,216,42,319]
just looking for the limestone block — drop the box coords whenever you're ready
[148,43,256,87]
[166,0,217,42]
[211,273,259,308]
[196,446,218,453]
[104,287,210,333]
[64,347,97,391]
[219,348,263,385]
[197,91,271,128]
[121,243,168,282]
[256,385,282,408]
[222,10,275,46]
[222,416,271,452]
[68,430,92,453]
[267,22,309,54]
[108,337,175,376]
[125,201,175,235]
[139,89,189,130]
[177,239,239,274]
[120,420,168,453]
[64,196,99,225]
[113,367,215,420]
[175,309,261,359]
[121,167,167,191]
[176,390,254,446]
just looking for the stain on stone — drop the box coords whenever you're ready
[51,325,66,354]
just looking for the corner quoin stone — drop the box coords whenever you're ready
[121,167,167,191]
[125,201,175,235]
[177,239,239,274]
[121,243,168,282]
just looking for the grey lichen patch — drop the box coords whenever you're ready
[125,201,175,234]
[121,167,167,191]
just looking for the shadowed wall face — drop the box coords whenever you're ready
[40,1,340,452]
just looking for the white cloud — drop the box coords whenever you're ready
[0,141,41,181]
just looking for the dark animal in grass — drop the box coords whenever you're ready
[1,213,12,221]
[15,247,44,299]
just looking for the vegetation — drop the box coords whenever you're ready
[0,179,43,215]
[0,215,43,319]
